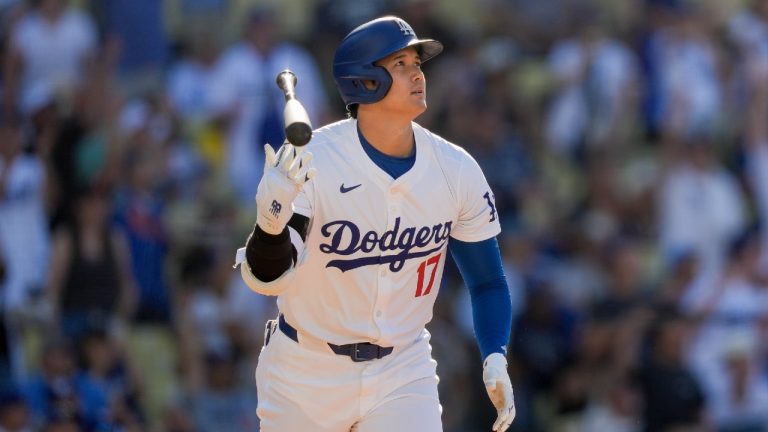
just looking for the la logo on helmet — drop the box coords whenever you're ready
[396,20,415,36]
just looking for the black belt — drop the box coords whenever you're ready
[278,314,393,362]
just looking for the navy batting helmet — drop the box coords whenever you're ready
[333,16,443,107]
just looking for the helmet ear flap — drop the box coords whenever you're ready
[335,64,392,106]
[366,64,393,99]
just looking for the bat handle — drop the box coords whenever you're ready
[276,70,298,101]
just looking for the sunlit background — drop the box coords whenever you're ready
[0,0,767,431]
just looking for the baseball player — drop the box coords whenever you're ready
[235,16,515,432]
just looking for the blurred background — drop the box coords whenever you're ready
[0,0,767,430]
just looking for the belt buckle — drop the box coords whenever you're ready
[351,343,374,362]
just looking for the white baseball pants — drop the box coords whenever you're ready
[255,321,443,431]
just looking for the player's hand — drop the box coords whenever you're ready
[483,353,515,432]
[256,143,316,235]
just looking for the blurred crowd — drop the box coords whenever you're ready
[0,0,767,431]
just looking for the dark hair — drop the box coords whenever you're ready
[347,104,359,119]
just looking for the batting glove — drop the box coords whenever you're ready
[256,143,316,235]
[483,353,515,432]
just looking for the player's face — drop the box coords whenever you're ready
[374,47,427,117]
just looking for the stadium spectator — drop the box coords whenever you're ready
[3,0,97,123]
[207,5,329,203]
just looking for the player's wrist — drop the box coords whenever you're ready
[255,199,294,235]
[256,215,290,235]
[483,352,507,370]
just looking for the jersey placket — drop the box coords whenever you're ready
[372,186,402,341]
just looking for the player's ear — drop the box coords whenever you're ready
[361,79,378,91]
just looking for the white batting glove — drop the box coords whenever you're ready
[256,143,316,235]
[483,353,515,432]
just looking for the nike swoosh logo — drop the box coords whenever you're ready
[340,183,362,193]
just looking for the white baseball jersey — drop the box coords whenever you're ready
[250,118,501,349]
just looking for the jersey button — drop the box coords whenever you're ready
[375,310,382,318]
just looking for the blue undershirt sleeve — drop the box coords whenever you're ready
[448,237,512,361]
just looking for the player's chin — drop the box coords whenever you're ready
[408,105,427,119]
[408,96,428,113]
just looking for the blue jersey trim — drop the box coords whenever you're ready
[357,125,416,179]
